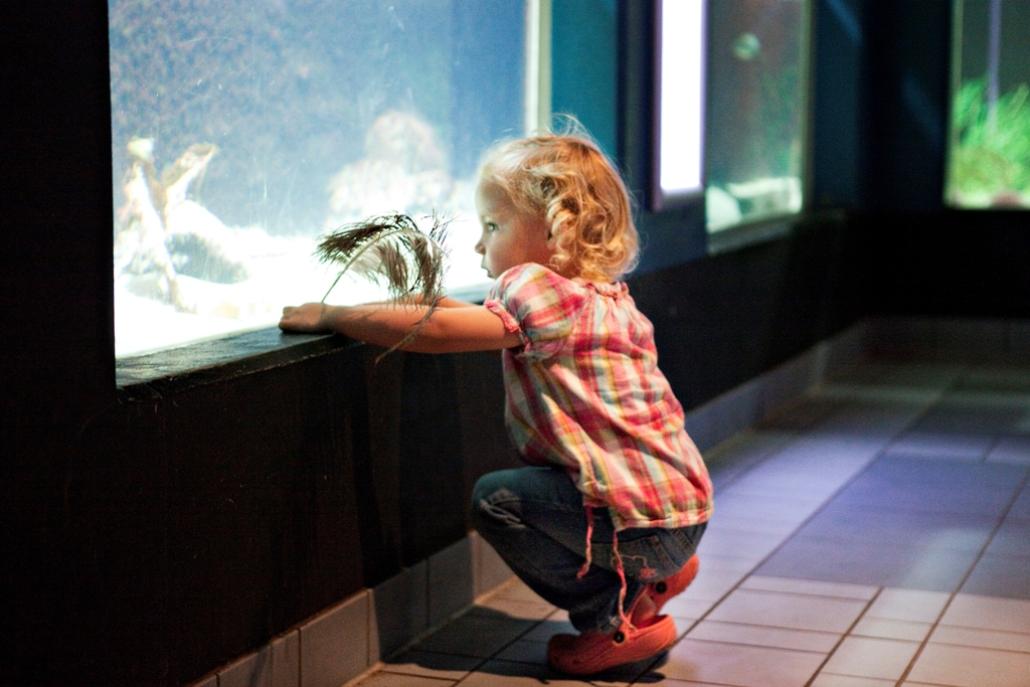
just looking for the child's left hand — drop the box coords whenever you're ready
[279,303,330,332]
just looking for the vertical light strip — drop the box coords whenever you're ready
[659,0,705,195]
[946,0,965,204]
[525,0,552,133]
[798,0,812,212]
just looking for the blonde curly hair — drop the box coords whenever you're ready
[477,131,639,282]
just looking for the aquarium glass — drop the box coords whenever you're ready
[947,0,1030,209]
[704,0,807,232]
[109,0,530,357]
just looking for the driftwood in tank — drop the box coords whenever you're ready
[115,138,249,311]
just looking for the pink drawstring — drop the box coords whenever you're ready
[576,505,632,629]
[576,505,595,579]
[611,530,632,628]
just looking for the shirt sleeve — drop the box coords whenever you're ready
[484,263,586,360]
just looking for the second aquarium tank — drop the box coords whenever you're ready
[947,0,1030,209]
[704,0,808,232]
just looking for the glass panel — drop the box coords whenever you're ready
[705,0,807,232]
[110,0,528,357]
[655,0,706,206]
[947,0,1030,209]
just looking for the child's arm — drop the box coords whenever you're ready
[364,295,476,308]
[434,296,479,308]
[279,302,519,353]
[402,295,478,308]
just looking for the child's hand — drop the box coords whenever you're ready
[279,303,330,333]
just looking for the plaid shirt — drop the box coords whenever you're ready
[484,263,713,530]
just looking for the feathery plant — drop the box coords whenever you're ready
[316,214,449,359]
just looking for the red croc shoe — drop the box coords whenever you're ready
[648,554,700,614]
[546,614,678,676]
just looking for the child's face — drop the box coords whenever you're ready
[474,182,554,279]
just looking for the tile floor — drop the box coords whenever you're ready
[352,359,1030,686]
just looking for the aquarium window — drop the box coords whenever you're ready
[652,0,706,209]
[109,0,537,358]
[704,0,808,233]
[946,0,1030,209]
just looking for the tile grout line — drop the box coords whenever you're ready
[925,640,1030,657]
[802,586,885,687]
[925,622,1030,638]
[893,464,1030,687]
[801,363,980,687]
[885,368,975,687]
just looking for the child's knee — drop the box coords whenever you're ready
[471,470,513,506]
[471,471,522,529]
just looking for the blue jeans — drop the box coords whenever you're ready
[471,466,706,633]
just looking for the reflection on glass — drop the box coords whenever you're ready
[109,0,528,357]
[705,0,806,232]
[947,0,1030,209]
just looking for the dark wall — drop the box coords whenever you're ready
[44,345,516,686]
[868,209,1030,319]
[864,0,951,211]
[857,2,1029,316]
[1,1,1024,686]
[811,0,869,208]
[636,214,866,403]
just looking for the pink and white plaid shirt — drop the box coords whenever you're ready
[484,263,713,530]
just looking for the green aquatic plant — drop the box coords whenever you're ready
[316,213,449,358]
[949,79,1030,205]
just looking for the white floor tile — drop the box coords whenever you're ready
[930,624,1030,653]
[662,638,824,687]
[865,588,950,623]
[707,589,866,634]
[851,617,932,642]
[687,619,839,652]
[810,675,894,687]
[741,576,878,600]
[821,636,920,680]
[907,643,1030,687]
[455,659,629,686]
[941,593,1030,634]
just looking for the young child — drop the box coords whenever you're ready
[280,131,713,675]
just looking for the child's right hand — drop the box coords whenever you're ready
[279,303,330,333]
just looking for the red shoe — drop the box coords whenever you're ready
[648,554,700,614]
[546,615,678,675]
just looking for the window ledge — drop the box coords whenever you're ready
[115,289,493,401]
[707,214,795,255]
[707,208,849,256]
[116,327,359,400]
